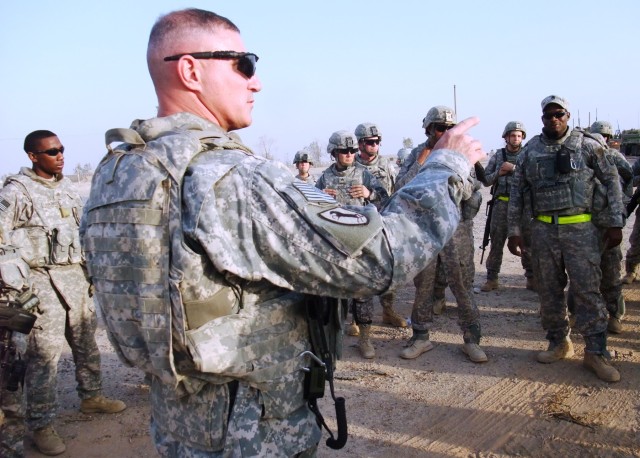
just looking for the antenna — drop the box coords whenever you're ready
[453,84,457,114]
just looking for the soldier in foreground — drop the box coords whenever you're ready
[397,106,487,363]
[480,121,534,292]
[508,96,624,383]
[81,8,485,456]
[292,150,316,184]
[316,130,389,359]
[0,130,126,455]
[354,122,407,333]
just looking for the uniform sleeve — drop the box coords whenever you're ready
[586,141,625,228]
[364,171,389,207]
[507,147,527,238]
[395,148,421,190]
[482,153,499,186]
[185,149,470,298]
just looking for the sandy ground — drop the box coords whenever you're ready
[24,183,640,457]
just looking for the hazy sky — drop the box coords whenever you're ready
[1,1,639,176]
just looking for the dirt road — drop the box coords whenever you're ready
[25,184,640,457]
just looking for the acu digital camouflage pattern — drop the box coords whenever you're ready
[482,148,533,280]
[355,154,396,202]
[84,111,472,456]
[508,128,623,349]
[0,246,31,458]
[0,168,103,431]
[315,162,388,207]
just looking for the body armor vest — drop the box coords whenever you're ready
[318,164,368,206]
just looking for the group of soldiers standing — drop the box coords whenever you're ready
[296,94,635,384]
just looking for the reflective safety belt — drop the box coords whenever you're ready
[536,213,592,224]
[497,195,509,202]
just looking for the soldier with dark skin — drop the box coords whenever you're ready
[508,95,623,383]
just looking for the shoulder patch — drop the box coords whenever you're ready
[319,207,369,226]
[292,180,336,204]
[0,198,10,213]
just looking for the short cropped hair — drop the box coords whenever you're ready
[24,130,57,153]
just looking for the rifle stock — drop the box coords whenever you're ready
[480,196,494,264]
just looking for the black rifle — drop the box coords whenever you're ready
[626,187,640,216]
[480,187,495,264]
[0,290,38,400]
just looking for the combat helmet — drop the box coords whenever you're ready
[590,120,613,138]
[327,130,358,156]
[502,121,527,140]
[293,150,313,165]
[396,148,411,165]
[422,106,457,131]
[355,123,382,141]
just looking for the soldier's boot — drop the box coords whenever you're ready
[537,337,574,364]
[433,288,446,315]
[607,316,623,334]
[346,321,360,337]
[80,395,127,414]
[33,425,66,456]
[462,324,487,363]
[583,353,620,383]
[399,331,434,360]
[358,325,375,359]
[525,276,537,291]
[480,278,499,292]
[381,296,408,328]
[621,271,637,285]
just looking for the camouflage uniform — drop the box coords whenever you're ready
[508,127,624,356]
[293,151,316,185]
[83,112,471,456]
[0,168,103,431]
[316,160,389,328]
[622,158,640,280]
[295,173,316,185]
[482,147,533,283]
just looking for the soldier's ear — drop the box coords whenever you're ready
[566,111,571,120]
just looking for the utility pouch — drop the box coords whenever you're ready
[303,361,326,400]
[556,149,576,174]
[50,227,74,265]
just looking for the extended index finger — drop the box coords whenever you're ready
[450,116,480,135]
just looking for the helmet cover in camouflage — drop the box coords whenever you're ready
[422,106,457,130]
[396,148,411,164]
[590,120,613,137]
[354,123,382,141]
[541,95,569,111]
[327,130,358,156]
[293,150,314,165]
[502,121,527,140]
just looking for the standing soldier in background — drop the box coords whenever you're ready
[0,130,126,456]
[396,148,411,168]
[508,95,624,383]
[317,130,389,358]
[397,106,487,363]
[480,121,534,292]
[292,150,316,184]
[588,120,632,333]
[622,153,640,285]
[354,123,407,332]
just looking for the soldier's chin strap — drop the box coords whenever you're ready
[302,296,348,450]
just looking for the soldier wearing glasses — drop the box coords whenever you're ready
[396,106,487,363]
[0,130,126,455]
[507,95,624,383]
[317,130,389,359]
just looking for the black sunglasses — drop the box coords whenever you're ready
[336,149,357,155]
[434,124,455,133]
[542,111,567,120]
[32,146,64,157]
[163,51,259,78]
[363,139,380,146]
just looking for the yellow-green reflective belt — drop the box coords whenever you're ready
[536,214,592,224]
[497,196,509,202]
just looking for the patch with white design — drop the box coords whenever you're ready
[0,198,10,213]
[292,180,336,204]
[319,207,369,226]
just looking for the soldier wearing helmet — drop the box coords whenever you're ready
[507,95,624,383]
[292,150,316,184]
[396,106,488,364]
[316,130,389,359]
[396,148,411,167]
[348,123,408,338]
[479,121,534,293]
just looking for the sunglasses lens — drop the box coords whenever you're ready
[544,112,566,120]
[237,54,257,78]
[365,140,380,146]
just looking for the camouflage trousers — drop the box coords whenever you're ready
[1,334,27,458]
[25,266,102,430]
[351,291,397,325]
[530,221,608,346]
[624,207,640,274]
[485,200,533,280]
[411,221,480,342]
[150,377,321,457]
